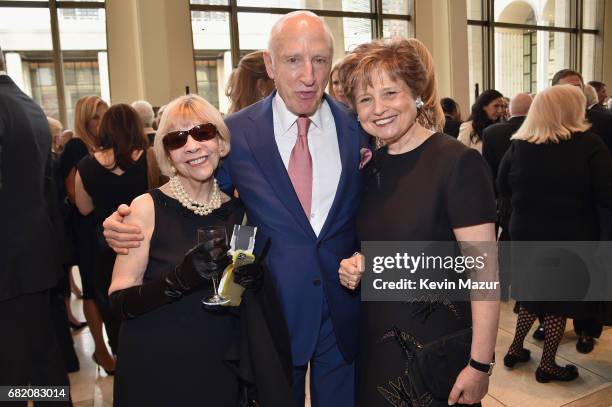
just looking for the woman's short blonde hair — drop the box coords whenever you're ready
[73,95,108,152]
[512,85,590,144]
[153,94,231,177]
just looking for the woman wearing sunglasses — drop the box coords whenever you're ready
[107,95,244,406]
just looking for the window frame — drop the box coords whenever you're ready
[189,0,414,109]
[466,0,602,98]
[189,0,413,70]
[0,0,108,126]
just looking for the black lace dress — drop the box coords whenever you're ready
[113,189,244,406]
[356,133,497,407]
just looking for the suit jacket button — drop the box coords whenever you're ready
[313,279,321,286]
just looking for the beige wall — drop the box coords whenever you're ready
[415,0,470,116]
[602,1,612,86]
[106,0,196,107]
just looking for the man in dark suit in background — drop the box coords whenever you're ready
[0,47,70,401]
[585,84,608,113]
[553,69,612,153]
[483,93,532,310]
[483,92,532,184]
[588,80,608,108]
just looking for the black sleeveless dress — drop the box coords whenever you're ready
[113,189,244,406]
[356,134,497,407]
[77,152,148,354]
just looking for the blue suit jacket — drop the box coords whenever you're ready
[218,93,364,365]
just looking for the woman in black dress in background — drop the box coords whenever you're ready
[108,95,243,406]
[499,85,612,383]
[338,38,500,406]
[75,103,149,361]
[59,95,116,373]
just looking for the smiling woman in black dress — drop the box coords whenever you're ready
[107,95,243,406]
[337,38,500,407]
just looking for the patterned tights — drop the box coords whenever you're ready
[509,307,567,373]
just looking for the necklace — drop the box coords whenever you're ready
[169,176,222,216]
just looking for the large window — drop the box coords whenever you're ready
[466,0,603,105]
[190,0,414,112]
[0,0,108,129]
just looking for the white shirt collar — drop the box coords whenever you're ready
[273,92,325,136]
[0,71,7,77]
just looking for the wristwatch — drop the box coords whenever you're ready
[469,357,495,375]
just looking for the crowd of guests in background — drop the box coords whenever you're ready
[440,72,612,384]
[2,9,612,406]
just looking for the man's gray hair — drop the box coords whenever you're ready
[584,84,598,107]
[131,100,155,127]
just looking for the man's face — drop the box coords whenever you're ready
[264,22,332,116]
[597,85,608,104]
[557,75,584,88]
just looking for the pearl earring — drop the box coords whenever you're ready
[170,166,177,175]
[415,97,424,110]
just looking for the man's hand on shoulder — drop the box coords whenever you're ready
[103,204,144,254]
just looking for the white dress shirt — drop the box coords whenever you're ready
[272,94,342,236]
[0,71,7,76]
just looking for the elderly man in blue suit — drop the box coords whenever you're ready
[103,11,366,406]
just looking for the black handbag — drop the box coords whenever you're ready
[393,326,472,402]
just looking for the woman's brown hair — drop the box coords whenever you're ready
[341,38,444,132]
[73,95,108,152]
[98,104,149,171]
[225,51,275,114]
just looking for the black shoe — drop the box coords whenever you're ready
[532,324,545,341]
[504,348,531,368]
[535,365,579,383]
[576,335,595,354]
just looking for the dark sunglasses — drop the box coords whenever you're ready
[162,123,218,151]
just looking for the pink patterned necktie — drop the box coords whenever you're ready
[288,116,312,217]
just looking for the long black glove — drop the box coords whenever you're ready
[233,238,271,291]
[109,238,231,320]
[233,262,263,290]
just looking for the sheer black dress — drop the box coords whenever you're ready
[113,189,244,406]
[356,133,497,407]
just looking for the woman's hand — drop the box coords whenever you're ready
[177,239,231,286]
[338,252,365,290]
[447,365,489,405]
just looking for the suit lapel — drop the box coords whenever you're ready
[244,93,317,240]
[317,95,357,242]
